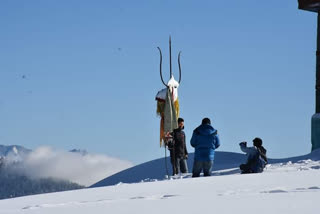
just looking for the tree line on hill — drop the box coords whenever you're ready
[0,158,84,200]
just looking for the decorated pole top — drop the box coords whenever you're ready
[157,36,182,88]
[298,0,320,12]
[155,37,183,148]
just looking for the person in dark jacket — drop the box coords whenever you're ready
[166,118,188,175]
[239,137,267,174]
[190,118,220,177]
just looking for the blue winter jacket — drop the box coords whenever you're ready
[190,124,220,161]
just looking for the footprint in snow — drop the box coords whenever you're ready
[130,195,178,200]
[293,186,320,191]
[21,199,113,210]
[262,189,288,194]
[262,186,320,194]
[161,194,178,199]
[130,196,145,200]
[308,186,320,190]
[22,205,40,210]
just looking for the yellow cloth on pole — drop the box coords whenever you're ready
[156,88,180,147]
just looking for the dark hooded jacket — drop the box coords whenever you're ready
[190,124,220,161]
[168,127,188,158]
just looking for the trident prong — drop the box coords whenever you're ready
[157,36,182,87]
[178,51,182,84]
[157,47,167,87]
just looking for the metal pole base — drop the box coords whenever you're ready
[312,113,320,151]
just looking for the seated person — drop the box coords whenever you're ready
[239,137,267,174]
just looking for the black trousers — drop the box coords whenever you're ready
[170,152,188,175]
[240,164,253,174]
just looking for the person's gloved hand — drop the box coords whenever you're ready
[239,142,247,146]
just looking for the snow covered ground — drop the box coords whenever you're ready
[91,149,320,187]
[1,150,320,214]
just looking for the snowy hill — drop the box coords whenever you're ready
[91,151,244,187]
[1,150,320,214]
[91,150,320,187]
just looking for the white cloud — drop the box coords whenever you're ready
[12,146,133,187]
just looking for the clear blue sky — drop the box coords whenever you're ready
[0,0,317,164]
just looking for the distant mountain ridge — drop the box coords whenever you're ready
[0,145,31,158]
[0,144,85,200]
[69,149,88,156]
[0,145,88,160]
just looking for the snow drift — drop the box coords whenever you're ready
[91,149,320,187]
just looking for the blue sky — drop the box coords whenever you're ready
[0,0,317,164]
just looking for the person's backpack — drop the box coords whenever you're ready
[257,146,268,165]
[248,147,267,173]
[253,147,267,172]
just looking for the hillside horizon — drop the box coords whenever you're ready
[91,149,320,188]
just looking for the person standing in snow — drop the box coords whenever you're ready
[190,118,220,177]
[239,137,268,174]
[166,118,188,175]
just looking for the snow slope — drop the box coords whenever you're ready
[1,150,320,214]
[91,151,246,187]
[91,150,320,187]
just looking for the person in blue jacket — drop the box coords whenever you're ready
[190,118,220,177]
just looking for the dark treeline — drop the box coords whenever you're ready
[0,165,84,200]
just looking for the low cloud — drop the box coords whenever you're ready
[8,146,133,186]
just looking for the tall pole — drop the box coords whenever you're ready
[169,36,172,78]
[317,12,320,113]
[312,12,320,152]
[297,0,320,152]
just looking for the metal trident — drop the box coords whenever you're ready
[157,36,182,87]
